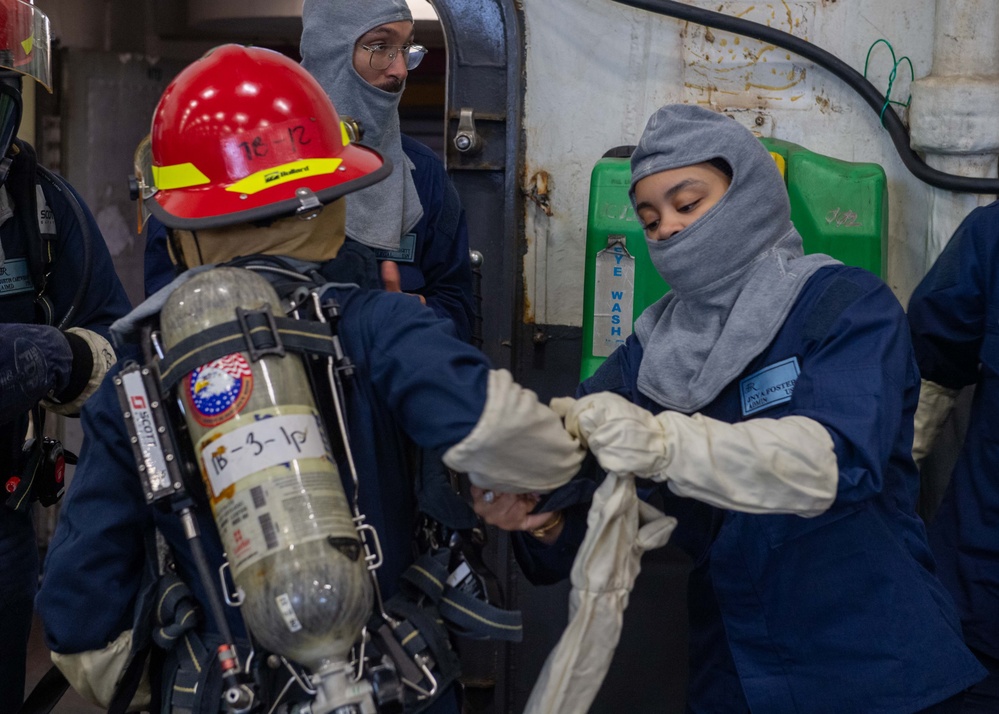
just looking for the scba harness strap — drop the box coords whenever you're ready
[4,139,65,325]
[366,550,524,713]
[396,550,522,644]
[111,553,241,714]
[152,574,228,714]
[156,307,339,391]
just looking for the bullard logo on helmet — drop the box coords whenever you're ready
[265,165,310,184]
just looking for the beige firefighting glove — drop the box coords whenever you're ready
[911,379,959,471]
[552,391,838,516]
[524,471,676,714]
[41,327,116,416]
[51,629,150,711]
[443,369,586,493]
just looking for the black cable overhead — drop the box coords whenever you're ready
[611,0,999,194]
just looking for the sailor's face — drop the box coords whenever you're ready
[353,20,415,93]
[634,162,731,241]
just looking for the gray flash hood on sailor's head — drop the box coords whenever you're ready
[301,0,423,251]
[630,104,839,413]
[629,104,794,293]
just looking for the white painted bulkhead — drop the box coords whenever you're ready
[29,0,997,332]
[521,0,994,327]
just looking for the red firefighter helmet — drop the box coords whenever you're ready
[143,44,390,230]
[0,0,51,161]
[0,0,52,90]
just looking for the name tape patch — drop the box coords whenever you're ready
[373,232,417,264]
[0,258,35,297]
[740,356,800,416]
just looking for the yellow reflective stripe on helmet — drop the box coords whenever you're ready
[22,36,34,56]
[153,163,212,191]
[340,122,351,147]
[226,158,344,195]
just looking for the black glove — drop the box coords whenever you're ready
[0,323,116,422]
[0,323,73,423]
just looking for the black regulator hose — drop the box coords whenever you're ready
[37,166,95,329]
[611,0,999,195]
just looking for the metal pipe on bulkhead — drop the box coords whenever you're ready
[909,1,999,266]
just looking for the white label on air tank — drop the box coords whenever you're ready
[275,593,303,632]
[593,238,635,357]
[200,412,328,497]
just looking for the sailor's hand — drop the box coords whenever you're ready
[469,485,555,534]
[471,486,565,544]
[380,260,426,305]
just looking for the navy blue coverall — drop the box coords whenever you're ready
[519,266,984,714]
[908,201,999,712]
[0,144,129,709]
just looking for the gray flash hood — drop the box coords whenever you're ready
[301,0,423,251]
[631,104,839,413]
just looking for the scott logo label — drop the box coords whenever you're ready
[36,186,56,233]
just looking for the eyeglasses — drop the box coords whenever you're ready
[360,43,428,71]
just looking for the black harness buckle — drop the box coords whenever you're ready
[237,305,286,361]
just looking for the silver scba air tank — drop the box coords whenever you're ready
[160,267,372,671]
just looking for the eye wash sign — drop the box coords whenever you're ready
[593,236,635,357]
